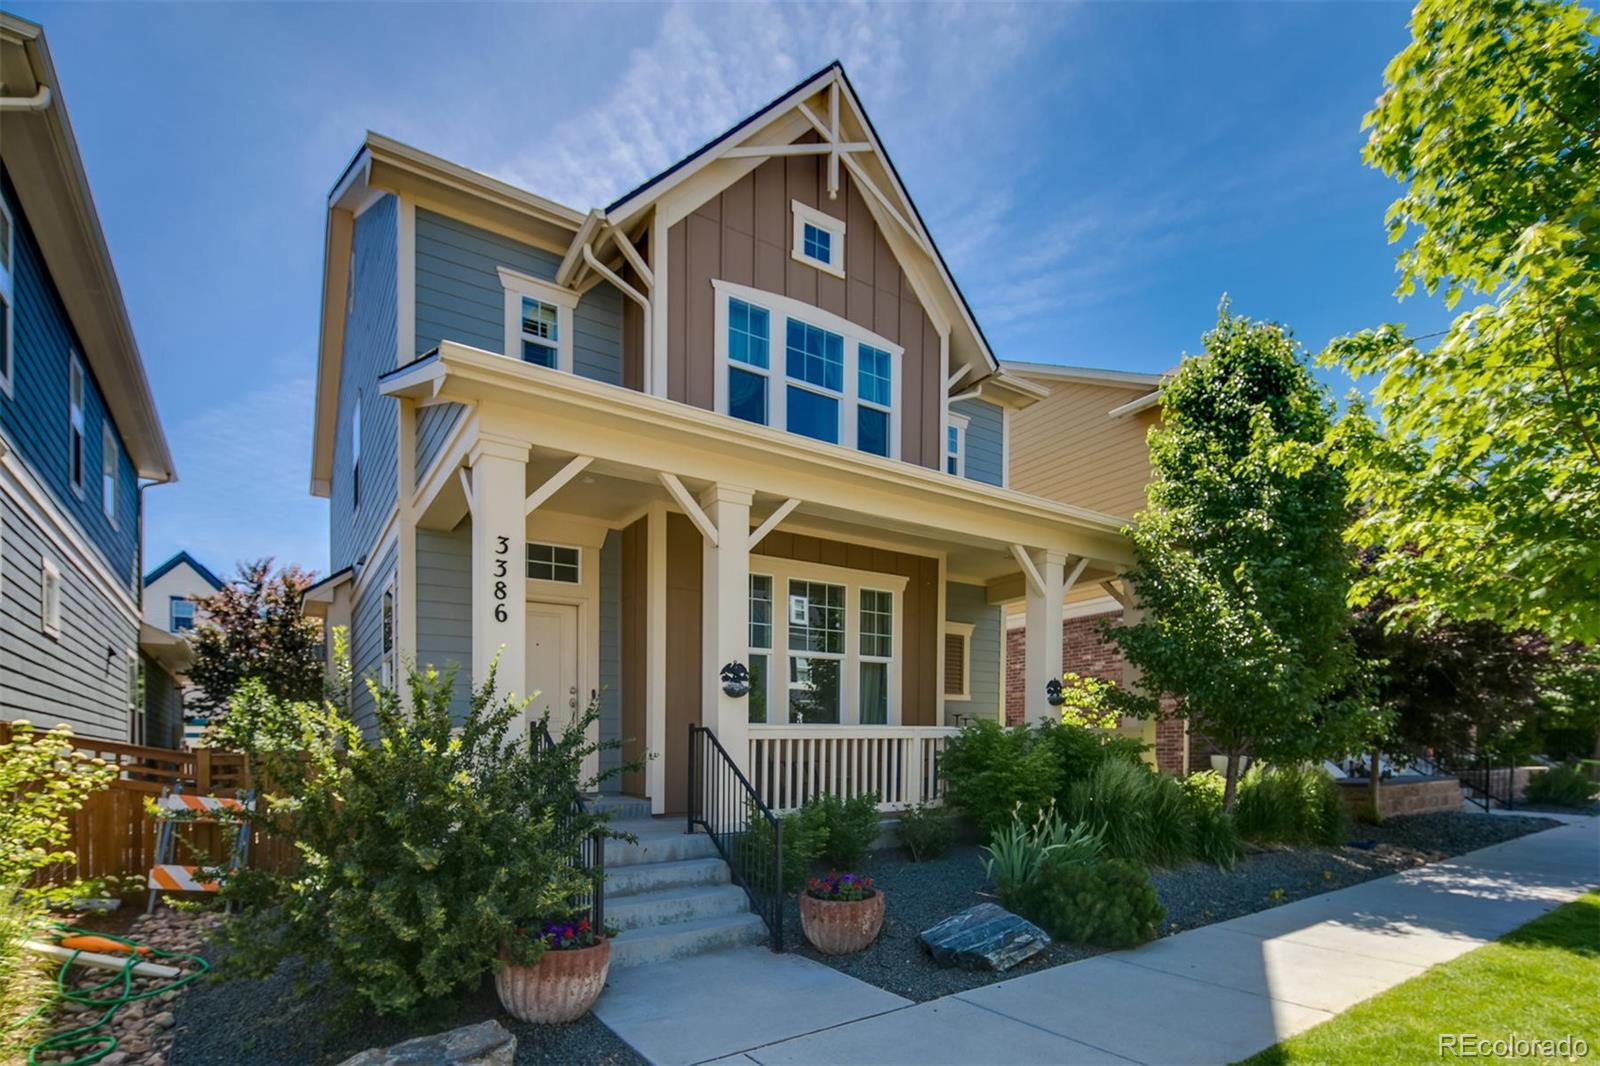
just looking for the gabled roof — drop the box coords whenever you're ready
[0,15,175,482]
[143,550,223,591]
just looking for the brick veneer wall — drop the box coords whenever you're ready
[1005,610,1187,776]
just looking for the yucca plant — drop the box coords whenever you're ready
[981,801,1101,895]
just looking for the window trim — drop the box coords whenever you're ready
[350,392,362,514]
[712,280,902,460]
[101,422,118,527]
[526,540,582,585]
[0,192,13,397]
[943,621,974,701]
[499,266,579,373]
[747,556,908,727]
[40,556,61,639]
[68,353,86,496]
[790,200,846,279]
[945,412,969,478]
[169,595,196,633]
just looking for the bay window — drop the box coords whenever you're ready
[713,280,901,460]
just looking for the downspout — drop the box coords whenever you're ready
[0,86,51,111]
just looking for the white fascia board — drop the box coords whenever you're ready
[1002,359,1167,389]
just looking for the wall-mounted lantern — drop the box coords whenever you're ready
[1045,678,1066,707]
[720,661,750,699]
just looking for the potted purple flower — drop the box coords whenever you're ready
[799,871,884,955]
[496,914,614,1024]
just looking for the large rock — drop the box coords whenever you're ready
[337,1020,516,1066]
[919,902,1050,971]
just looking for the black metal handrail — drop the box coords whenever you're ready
[687,724,784,952]
[538,726,606,930]
[1422,747,1517,813]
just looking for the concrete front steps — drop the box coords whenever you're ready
[603,817,768,968]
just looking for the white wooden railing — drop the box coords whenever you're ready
[747,725,960,812]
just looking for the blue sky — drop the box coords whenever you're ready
[16,1,1449,579]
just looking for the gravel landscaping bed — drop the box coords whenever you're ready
[166,942,643,1066]
[784,810,1563,1002]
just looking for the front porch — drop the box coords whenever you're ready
[382,341,1134,814]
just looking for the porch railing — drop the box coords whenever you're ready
[748,725,959,812]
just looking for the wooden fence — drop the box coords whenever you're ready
[2,722,295,891]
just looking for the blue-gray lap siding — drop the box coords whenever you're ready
[952,398,1004,488]
[415,522,473,720]
[349,539,398,736]
[0,167,139,590]
[946,580,1002,723]
[412,209,625,483]
[598,531,620,792]
[331,195,399,575]
[141,654,185,750]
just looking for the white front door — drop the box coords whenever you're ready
[526,602,580,743]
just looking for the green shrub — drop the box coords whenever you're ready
[811,792,882,868]
[940,720,1060,839]
[1035,720,1146,784]
[1180,771,1242,869]
[896,804,954,861]
[1005,855,1165,948]
[1062,758,1196,868]
[982,803,1102,895]
[1525,764,1600,808]
[0,721,117,907]
[1233,764,1347,845]
[741,801,825,893]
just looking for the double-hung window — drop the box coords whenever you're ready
[170,596,195,633]
[68,355,85,493]
[350,393,362,512]
[858,589,894,724]
[0,195,13,395]
[714,281,901,460]
[749,575,772,723]
[102,423,119,526]
[945,413,968,476]
[499,267,579,372]
[380,582,396,688]
[787,579,845,724]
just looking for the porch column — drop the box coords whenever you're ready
[701,483,754,772]
[467,436,531,713]
[1023,548,1067,724]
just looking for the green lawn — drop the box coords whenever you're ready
[1241,892,1600,1065]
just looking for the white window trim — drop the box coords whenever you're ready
[101,422,117,527]
[946,412,968,478]
[791,200,846,279]
[711,279,902,460]
[68,353,85,496]
[526,540,583,585]
[748,556,908,727]
[40,556,61,639]
[944,621,974,701]
[0,193,13,398]
[499,266,579,373]
[128,650,144,745]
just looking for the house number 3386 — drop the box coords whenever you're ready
[492,535,509,622]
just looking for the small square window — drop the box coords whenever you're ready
[527,542,580,583]
[791,201,845,277]
[802,224,830,264]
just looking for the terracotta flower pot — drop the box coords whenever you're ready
[799,891,885,955]
[496,939,610,1025]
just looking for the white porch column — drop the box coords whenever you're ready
[467,436,531,716]
[1023,549,1067,724]
[701,484,754,772]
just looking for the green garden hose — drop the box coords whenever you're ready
[25,921,208,1066]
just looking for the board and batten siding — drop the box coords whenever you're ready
[0,167,139,590]
[665,144,943,470]
[945,580,1001,724]
[411,208,626,482]
[331,195,399,574]
[597,530,621,792]
[415,522,472,720]
[1009,377,1158,520]
[349,539,398,736]
[951,397,1003,487]
[0,491,136,739]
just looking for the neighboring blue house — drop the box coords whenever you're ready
[0,15,177,743]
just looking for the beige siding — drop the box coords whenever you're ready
[1009,379,1159,520]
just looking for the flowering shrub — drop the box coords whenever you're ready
[806,871,875,902]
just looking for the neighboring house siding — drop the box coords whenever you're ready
[598,529,621,792]
[0,169,139,590]
[142,655,184,750]
[415,522,472,719]
[1009,377,1158,519]
[349,539,398,735]
[0,491,136,739]
[331,195,399,573]
[945,581,1000,724]
[666,145,943,470]
[952,397,1003,487]
[142,563,219,631]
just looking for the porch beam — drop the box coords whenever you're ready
[1062,555,1090,597]
[659,472,718,547]
[748,497,801,551]
[605,222,653,289]
[1101,579,1130,609]
[524,455,593,516]
[1010,543,1045,598]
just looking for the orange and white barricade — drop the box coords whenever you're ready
[146,786,253,913]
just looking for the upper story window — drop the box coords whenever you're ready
[101,423,118,526]
[499,267,578,373]
[527,542,580,584]
[170,596,195,633]
[945,413,968,477]
[350,392,362,512]
[791,201,845,279]
[713,280,901,461]
[68,354,86,494]
[380,582,396,688]
[40,557,61,639]
[0,195,13,395]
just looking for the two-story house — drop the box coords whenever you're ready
[306,63,1137,834]
[0,15,176,743]
[139,550,222,748]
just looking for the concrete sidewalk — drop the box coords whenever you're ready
[656,817,1596,1066]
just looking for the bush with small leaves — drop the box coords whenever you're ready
[1005,855,1164,948]
[940,719,1061,840]
[812,792,882,869]
[1525,764,1600,809]
[895,804,954,862]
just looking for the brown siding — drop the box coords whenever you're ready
[621,232,647,392]
[667,148,942,469]
[754,531,940,726]
[619,516,647,797]
[1009,378,1161,520]
[663,512,703,812]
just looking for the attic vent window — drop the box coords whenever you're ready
[791,201,845,279]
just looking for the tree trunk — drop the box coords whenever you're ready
[1222,751,1242,811]
[1368,748,1382,818]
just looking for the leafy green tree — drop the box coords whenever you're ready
[186,558,325,716]
[1326,0,1600,642]
[1109,304,1362,808]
